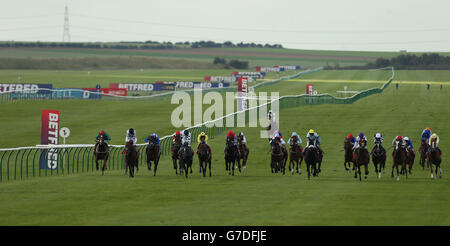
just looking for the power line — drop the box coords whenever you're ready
[70,12,450,34]
[62,5,71,42]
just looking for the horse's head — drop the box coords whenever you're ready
[237,135,243,143]
[430,139,437,149]
[98,134,105,144]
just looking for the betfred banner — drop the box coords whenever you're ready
[0,84,53,94]
[238,77,249,111]
[204,76,236,83]
[40,110,60,170]
[279,65,300,70]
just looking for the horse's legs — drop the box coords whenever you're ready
[355,164,358,179]
[307,163,311,180]
[364,163,368,179]
[396,164,400,181]
[102,157,108,176]
[429,159,434,179]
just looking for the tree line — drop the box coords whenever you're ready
[213,57,249,69]
[326,53,450,70]
[0,40,283,50]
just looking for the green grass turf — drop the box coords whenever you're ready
[4,47,435,68]
[0,69,449,225]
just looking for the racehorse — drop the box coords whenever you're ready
[391,140,407,181]
[197,141,212,177]
[94,134,109,176]
[178,142,193,178]
[303,141,319,180]
[124,140,139,178]
[146,136,161,176]
[289,136,303,174]
[405,147,415,175]
[344,137,354,172]
[237,135,249,172]
[354,138,370,181]
[270,138,288,174]
[171,134,182,175]
[419,139,429,170]
[224,138,239,176]
[427,139,442,179]
[371,141,386,178]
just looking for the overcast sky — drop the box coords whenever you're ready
[1,0,449,52]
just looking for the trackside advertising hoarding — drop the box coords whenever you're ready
[40,110,60,170]
[0,83,53,93]
[237,77,249,111]
[203,76,237,83]
[109,82,229,91]
[232,72,265,79]
[255,66,300,72]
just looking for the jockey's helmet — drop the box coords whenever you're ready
[426,127,430,131]
[292,132,298,137]
[175,131,181,135]
[375,133,382,138]
[348,133,353,139]
[359,132,364,138]
[129,128,134,135]
[238,132,244,137]
[396,135,402,140]
[309,129,315,134]
[100,130,105,135]
[227,130,234,137]
[183,130,190,136]
[404,137,409,141]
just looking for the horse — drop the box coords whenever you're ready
[371,142,386,178]
[197,141,212,177]
[354,138,370,181]
[427,139,442,179]
[237,135,249,172]
[405,147,415,175]
[171,135,182,175]
[178,142,193,178]
[224,138,239,176]
[303,141,319,180]
[94,134,109,176]
[124,140,139,178]
[289,136,303,174]
[270,138,288,174]
[419,139,429,170]
[344,138,354,172]
[146,136,161,176]
[391,140,407,181]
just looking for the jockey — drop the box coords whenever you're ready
[403,137,413,150]
[305,129,321,148]
[197,132,212,155]
[373,133,384,145]
[226,130,237,145]
[392,135,406,148]
[354,132,368,151]
[94,130,111,152]
[181,129,191,146]
[421,127,432,142]
[173,130,181,143]
[347,133,356,147]
[126,128,137,146]
[428,133,441,155]
[95,130,111,142]
[145,133,160,144]
[237,132,249,152]
[288,132,303,151]
[145,133,161,152]
[288,132,302,145]
[272,130,286,145]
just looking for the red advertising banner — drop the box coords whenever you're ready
[238,77,249,111]
[41,110,60,145]
[40,110,60,170]
[306,84,313,95]
[100,88,127,96]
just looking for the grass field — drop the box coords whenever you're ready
[4,47,449,68]
[0,69,449,225]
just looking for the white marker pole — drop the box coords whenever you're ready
[60,127,70,170]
